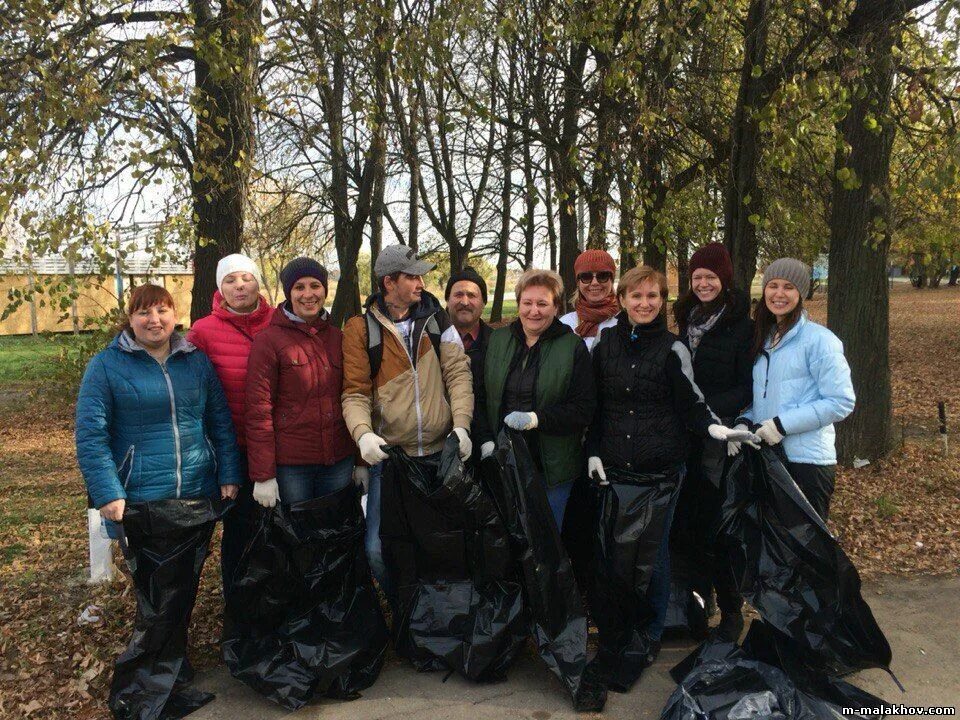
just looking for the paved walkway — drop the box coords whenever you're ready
[191,576,960,719]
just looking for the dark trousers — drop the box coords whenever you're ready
[786,462,836,521]
[221,452,255,598]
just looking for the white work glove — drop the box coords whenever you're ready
[587,456,607,484]
[480,441,495,459]
[756,418,785,446]
[358,432,390,465]
[731,423,761,454]
[504,411,538,431]
[451,427,472,461]
[353,466,369,495]
[253,478,280,508]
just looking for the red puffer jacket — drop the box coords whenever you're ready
[187,291,274,446]
[245,306,356,481]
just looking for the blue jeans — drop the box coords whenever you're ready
[646,469,684,641]
[364,462,395,603]
[276,457,353,504]
[547,481,574,529]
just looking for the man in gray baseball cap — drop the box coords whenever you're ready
[341,245,473,608]
[373,243,437,278]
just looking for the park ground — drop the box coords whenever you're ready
[0,284,957,718]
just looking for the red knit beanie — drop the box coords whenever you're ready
[574,249,616,277]
[689,243,734,290]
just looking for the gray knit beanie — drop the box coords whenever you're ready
[762,258,811,298]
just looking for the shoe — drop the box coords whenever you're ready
[712,611,745,643]
[642,640,662,668]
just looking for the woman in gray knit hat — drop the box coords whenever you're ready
[733,258,855,520]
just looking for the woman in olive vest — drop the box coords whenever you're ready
[476,269,596,527]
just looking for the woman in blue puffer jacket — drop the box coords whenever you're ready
[736,258,855,520]
[77,284,241,517]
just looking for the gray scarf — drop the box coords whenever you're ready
[686,305,725,356]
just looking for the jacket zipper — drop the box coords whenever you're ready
[119,445,136,489]
[760,350,771,399]
[412,366,424,455]
[158,361,184,498]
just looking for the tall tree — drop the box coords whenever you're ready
[827,0,931,462]
[0,0,261,322]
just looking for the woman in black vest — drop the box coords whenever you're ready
[672,243,753,642]
[476,269,596,528]
[586,265,744,680]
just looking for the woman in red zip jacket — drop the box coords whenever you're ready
[244,257,357,509]
[188,253,274,595]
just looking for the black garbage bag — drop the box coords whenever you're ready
[482,429,607,711]
[109,497,226,720]
[380,433,527,682]
[719,446,893,678]
[589,467,680,691]
[560,474,599,594]
[222,483,387,710]
[661,640,892,719]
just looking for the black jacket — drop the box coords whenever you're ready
[464,320,494,450]
[678,289,753,420]
[586,312,717,474]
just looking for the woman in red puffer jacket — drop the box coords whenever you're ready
[244,257,356,510]
[188,253,274,595]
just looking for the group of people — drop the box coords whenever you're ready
[75,240,855,708]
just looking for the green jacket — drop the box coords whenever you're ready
[483,319,594,486]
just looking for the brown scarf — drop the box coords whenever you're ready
[574,293,620,338]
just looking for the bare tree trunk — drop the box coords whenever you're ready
[491,65,516,323]
[522,125,536,269]
[827,0,906,463]
[724,0,770,291]
[407,85,420,251]
[544,154,558,271]
[677,232,690,296]
[617,161,638,274]
[190,0,260,322]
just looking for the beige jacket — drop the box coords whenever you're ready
[342,293,474,457]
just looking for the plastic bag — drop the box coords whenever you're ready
[380,433,527,682]
[719,447,893,677]
[109,498,226,720]
[222,483,387,710]
[482,430,607,711]
[661,640,892,720]
[589,467,680,691]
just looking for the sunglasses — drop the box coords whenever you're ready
[577,271,614,284]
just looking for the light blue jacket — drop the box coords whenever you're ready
[76,331,241,508]
[743,314,855,465]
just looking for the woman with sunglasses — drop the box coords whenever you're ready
[560,250,619,351]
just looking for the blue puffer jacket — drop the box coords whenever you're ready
[742,314,855,465]
[76,331,241,508]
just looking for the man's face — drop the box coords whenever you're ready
[385,272,425,307]
[446,280,485,330]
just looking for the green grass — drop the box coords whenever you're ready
[483,299,517,321]
[0,335,65,384]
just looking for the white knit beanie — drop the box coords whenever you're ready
[216,253,261,289]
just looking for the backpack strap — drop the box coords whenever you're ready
[365,312,383,380]
[424,315,442,359]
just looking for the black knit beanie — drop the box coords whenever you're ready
[280,257,328,299]
[444,266,488,304]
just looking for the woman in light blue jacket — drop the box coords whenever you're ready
[735,258,854,520]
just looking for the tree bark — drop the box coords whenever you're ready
[491,64,516,323]
[723,0,770,292]
[827,1,906,463]
[677,232,690,296]
[190,0,260,322]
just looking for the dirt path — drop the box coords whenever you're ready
[189,575,960,719]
